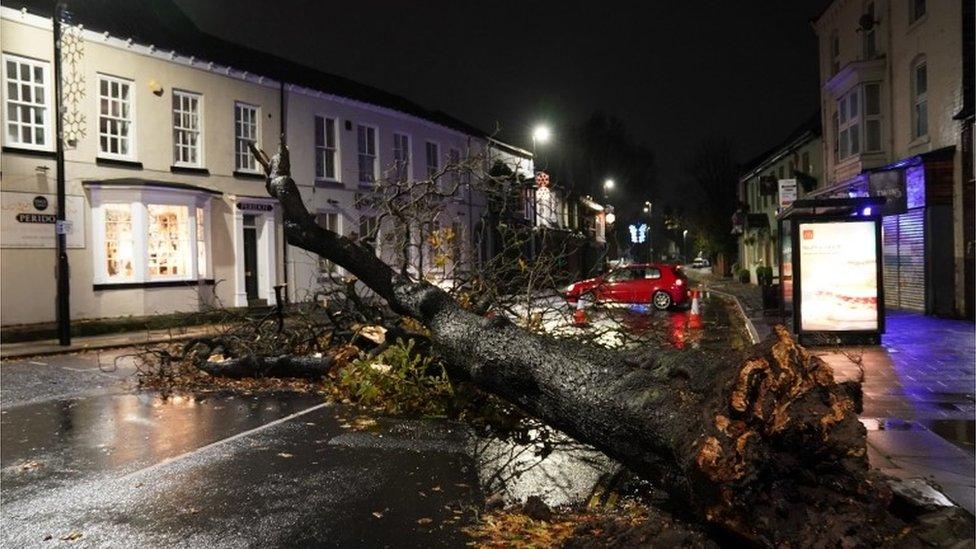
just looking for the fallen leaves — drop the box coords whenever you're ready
[60,532,83,542]
[277,452,294,458]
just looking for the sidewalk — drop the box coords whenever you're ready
[692,271,975,513]
[0,324,225,360]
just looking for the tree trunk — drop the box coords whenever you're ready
[250,143,969,547]
[199,354,335,379]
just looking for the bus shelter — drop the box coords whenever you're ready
[777,197,886,345]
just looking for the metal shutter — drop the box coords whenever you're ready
[881,209,926,312]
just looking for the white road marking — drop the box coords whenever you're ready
[117,401,331,482]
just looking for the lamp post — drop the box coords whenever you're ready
[602,178,614,202]
[682,229,689,263]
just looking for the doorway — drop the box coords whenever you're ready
[243,214,260,304]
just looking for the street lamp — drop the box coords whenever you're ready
[682,229,689,262]
[603,178,615,191]
[531,125,550,154]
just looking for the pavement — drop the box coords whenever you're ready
[691,268,976,514]
[0,324,228,360]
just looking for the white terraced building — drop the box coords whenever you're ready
[0,0,534,327]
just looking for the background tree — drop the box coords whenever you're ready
[681,137,740,261]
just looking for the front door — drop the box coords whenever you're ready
[243,214,259,302]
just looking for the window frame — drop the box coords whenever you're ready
[90,186,212,286]
[315,115,340,181]
[425,141,440,178]
[837,87,862,160]
[2,52,54,152]
[911,59,928,139]
[830,30,840,75]
[909,0,926,24]
[234,101,261,173]
[172,89,203,168]
[392,131,411,179]
[96,73,136,161]
[316,210,343,274]
[356,123,379,184]
[862,1,877,59]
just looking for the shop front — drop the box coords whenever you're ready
[807,147,957,316]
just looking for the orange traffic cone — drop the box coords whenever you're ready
[573,296,588,326]
[688,289,702,329]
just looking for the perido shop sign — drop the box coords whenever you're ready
[1,191,85,249]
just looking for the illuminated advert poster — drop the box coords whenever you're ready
[798,221,878,331]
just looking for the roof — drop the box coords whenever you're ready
[739,111,822,180]
[8,0,529,155]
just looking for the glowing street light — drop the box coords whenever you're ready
[603,178,615,191]
[532,125,551,145]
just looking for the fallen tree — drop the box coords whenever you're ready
[247,142,969,546]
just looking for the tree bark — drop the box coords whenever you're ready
[251,142,969,547]
[199,354,335,379]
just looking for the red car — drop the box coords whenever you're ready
[562,263,690,310]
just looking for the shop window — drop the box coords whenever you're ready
[147,205,190,277]
[90,187,211,285]
[97,74,134,159]
[235,102,260,172]
[104,204,134,280]
[173,90,202,167]
[3,53,51,150]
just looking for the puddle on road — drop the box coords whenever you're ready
[0,391,323,500]
[860,417,975,454]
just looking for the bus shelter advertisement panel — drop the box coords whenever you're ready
[799,221,878,332]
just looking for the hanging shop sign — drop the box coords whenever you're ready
[796,219,881,333]
[867,170,906,215]
[237,202,274,212]
[778,179,798,209]
[1,191,85,249]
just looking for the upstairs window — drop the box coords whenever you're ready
[425,141,440,177]
[172,90,202,166]
[234,102,260,173]
[315,116,338,180]
[3,53,51,150]
[393,132,410,178]
[838,88,860,159]
[910,0,926,23]
[862,2,877,59]
[98,74,134,159]
[357,124,377,184]
[912,60,928,139]
[358,214,380,255]
[449,148,461,186]
[830,31,840,75]
[864,83,882,151]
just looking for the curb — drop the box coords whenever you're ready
[1,330,214,360]
[708,289,761,345]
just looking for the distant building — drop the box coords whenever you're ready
[812,0,973,317]
[0,1,531,326]
[736,113,823,284]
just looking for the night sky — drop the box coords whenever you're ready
[173,0,831,189]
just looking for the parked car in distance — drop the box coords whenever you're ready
[691,257,710,268]
[562,263,690,310]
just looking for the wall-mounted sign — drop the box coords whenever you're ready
[237,202,274,212]
[778,179,797,209]
[798,220,879,332]
[868,170,906,215]
[1,191,85,249]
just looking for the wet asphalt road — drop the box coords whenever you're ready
[1,300,736,547]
